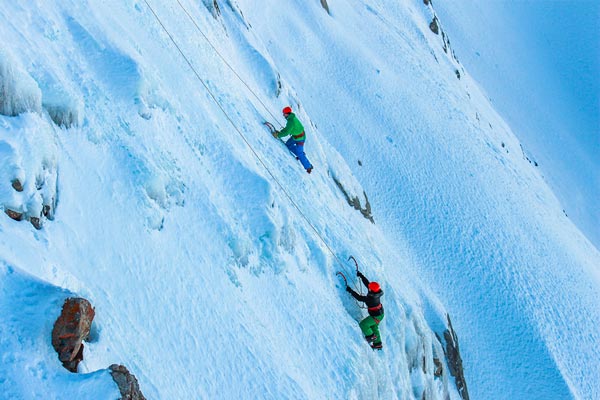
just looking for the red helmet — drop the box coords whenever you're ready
[368,282,381,292]
[282,106,292,115]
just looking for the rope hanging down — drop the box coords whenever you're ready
[142,0,348,271]
[175,0,281,124]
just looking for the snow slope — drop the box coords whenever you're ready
[1,0,599,399]
[432,0,600,251]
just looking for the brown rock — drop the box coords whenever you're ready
[5,209,23,221]
[429,17,440,35]
[51,298,95,372]
[11,179,23,192]
[109,364,147,400]
[30,216,42,230]
[433,357,443,377]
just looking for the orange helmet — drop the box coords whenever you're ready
[368,282,381,292]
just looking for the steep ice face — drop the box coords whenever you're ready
[0,1,598,399]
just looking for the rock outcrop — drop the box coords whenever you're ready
[1,114,59,230]
[202,0,221,18]
[429,16,440,35]
[421,1,463,80]
[50,298,147,397]
[4,208,23,221]
[51,298,95,372]
[332,175,374,223]
[11,179,23,192]
[440,315,470,400]
[110,364,147,400]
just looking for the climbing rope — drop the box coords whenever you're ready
[142,0,350,272]
[175,0,281,124]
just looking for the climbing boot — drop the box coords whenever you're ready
[371,342,383,350]
[365,334,377,343]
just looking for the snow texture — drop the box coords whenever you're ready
[1,0,598,399]
[0,50,42,117]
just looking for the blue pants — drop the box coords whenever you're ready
[285,138,312,170]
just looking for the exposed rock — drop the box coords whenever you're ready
[202,0,221,18]
[11,179,23,192]
[51,298,95,372]
[42,201,56,220]
[442,315,469,400]
[423,1,462,82]
[5,208,23,221]
[30,216,42,230]
[1,123,58,228]
[320,0,330,14]
[433,357,443,377]
[429,17,440,35]
[110,364,147,400]
[441,31,448,53]
[332,175,374,223]
[275,73,282,97]
[520,144,539,166]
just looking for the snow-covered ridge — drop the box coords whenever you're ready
[1,0,599,399]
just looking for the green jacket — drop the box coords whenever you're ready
[277,112,306,142]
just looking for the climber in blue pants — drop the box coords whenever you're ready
[273,106,313,174]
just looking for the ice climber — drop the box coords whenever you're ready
[346,271,384,350]
[272,106,313,174]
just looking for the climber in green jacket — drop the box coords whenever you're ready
[273,106,313,173]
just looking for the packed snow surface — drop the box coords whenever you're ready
[434,0,600,251]
[1,0,599,399]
